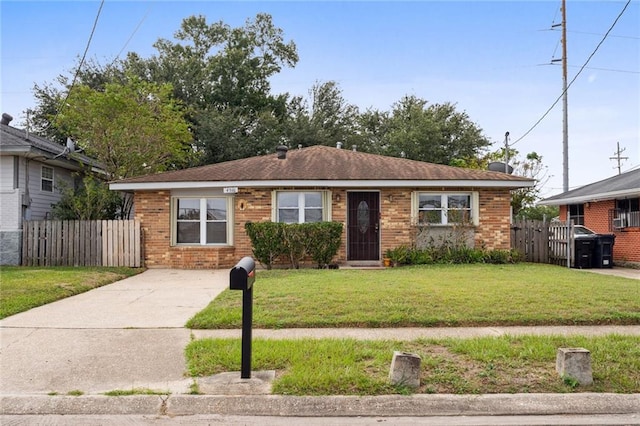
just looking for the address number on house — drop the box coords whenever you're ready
[223,187,238,194]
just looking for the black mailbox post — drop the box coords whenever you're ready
[229,256,256,378]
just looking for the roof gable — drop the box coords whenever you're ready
[111,145,534,189]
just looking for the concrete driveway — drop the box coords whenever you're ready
[0,269,228,395]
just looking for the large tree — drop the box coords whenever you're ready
[30,13,298,163]
[54,76,194,216]
[381,96,491,165]
[285,81,360,148]
[127,13,298,163]
[30,59,127,143]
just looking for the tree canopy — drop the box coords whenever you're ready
[27,12,545,205]
[54,76,194,180]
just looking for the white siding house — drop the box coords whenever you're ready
[0,113,102,265]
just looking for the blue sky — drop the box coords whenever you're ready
[2,1,638,198]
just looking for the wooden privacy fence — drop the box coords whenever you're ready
[22,220,142,267]
[510,219,573,265]
[510,219,550,263]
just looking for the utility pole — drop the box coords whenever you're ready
[561,0,569,192]
[609,142,628,174]
[504,131,510,174]
[553,0,569,192]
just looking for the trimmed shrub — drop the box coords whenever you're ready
[245,221,343,269]
[305,222,344,268]
[244,222,285,270]
[385,245,522,266]
[281,223,309,269]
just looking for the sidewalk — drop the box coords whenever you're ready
[1,268,639,420]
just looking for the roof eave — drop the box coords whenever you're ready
[2,146,103,172]
[539,188,640,206]
[110,179,535,191]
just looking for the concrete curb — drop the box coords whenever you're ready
[2,394,639,417]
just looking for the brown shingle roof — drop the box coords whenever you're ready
[113,145,533,185]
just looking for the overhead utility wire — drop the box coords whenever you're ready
[511,0,632,147]
[546,28,640,40]
[49,0,105,127]
[111,6,152,66]
[561,63,639,74]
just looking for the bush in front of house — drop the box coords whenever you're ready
[244,222,285,270]
[305,222,344,268]
[245,221,343,269]
[385,245,522,266]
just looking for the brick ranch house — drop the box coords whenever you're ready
[109,145,535,269]
[540,168,640,265]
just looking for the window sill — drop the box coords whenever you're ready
[172,244,233,248]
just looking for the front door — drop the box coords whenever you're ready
[347,192,380,261]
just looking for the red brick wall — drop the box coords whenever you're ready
[380,189,413,256]
[476,189,512,250]
[134,187,513,268]
[559,201,639,263]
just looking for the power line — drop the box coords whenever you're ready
[547,63,640,74]
[511,0,632,147]
[49,0,105,127]
[548,28,640,40]
[111,6,152,66]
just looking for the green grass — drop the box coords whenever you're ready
[186,334,640,395]
[0,266,144,319]
[187,264,640,328]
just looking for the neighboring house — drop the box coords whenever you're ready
[0,113,102,265]
[109,145,535,269]
[540,168,640,265]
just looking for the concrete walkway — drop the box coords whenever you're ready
[1,267,639,420]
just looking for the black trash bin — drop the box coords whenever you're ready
[573,236,597,269]
[593,234,615,268]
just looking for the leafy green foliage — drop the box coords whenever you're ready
[303,222,344,268]
[244,222,343,269]
[381,96,491,165]
[385,245,521,266]
[484,148,551,215]
[30,14,495,171]
[284,81,361,149]
[137,13,298,163]
[244,222,285,270]
[280,223,310,269]
[515,204,559,221]
[52,175,121,220]
[55,76,195,181]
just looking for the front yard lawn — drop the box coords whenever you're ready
[186,334,640,395]
[0,266,143,319]
[186,263,640,329]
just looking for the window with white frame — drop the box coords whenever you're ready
[275,191,327,223]
[174,197,231,245]
[41,166,54,192]
[415,192,476,225]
